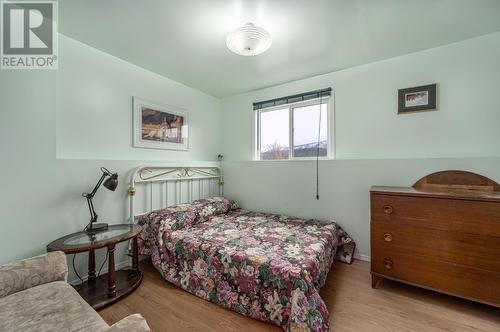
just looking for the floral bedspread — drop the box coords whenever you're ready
[137,198,355,332]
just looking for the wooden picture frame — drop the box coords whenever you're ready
[398,84,437,113]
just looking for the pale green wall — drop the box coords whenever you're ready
[220,32,500,257]
[57,35,221,161]
[222,158,500,257]
[222,32,500,161]
[0,35,222,280]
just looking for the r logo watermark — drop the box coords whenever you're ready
[1,0,58,69]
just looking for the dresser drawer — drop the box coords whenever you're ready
[371,220,500,271]
[371,250,500,307]
[371,194,500,237]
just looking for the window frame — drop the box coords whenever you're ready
[254,96,334,161]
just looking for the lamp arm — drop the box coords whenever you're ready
[88,173,107,198]
[86,196,98,223]
[85,167,113,199]
[81,167,117,232]
[83,168,112,224]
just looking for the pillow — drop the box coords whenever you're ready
[136,197,239,253]
[136,204,197,255]
[190,197,239,223]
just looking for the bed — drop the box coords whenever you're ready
[128,166,355,332]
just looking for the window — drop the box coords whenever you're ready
[255,98,331,160]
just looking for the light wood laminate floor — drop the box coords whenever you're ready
[99,260,500,331]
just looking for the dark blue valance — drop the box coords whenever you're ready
[253,87,331,111]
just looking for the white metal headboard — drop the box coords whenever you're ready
[128,166,223,223]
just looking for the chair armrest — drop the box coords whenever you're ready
[106,314,151,332]
[0,251,68,298]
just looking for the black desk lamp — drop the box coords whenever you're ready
[82,167,118,234]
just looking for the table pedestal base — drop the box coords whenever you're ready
[75,269,142,310]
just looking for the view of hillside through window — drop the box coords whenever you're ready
[293,104,327,157]
[259,103,328,160]
[260,108,289,160]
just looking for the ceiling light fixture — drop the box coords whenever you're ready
[226,23,272,56]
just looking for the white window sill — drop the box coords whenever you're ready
[252,157,335,162]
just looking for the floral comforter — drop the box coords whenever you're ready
[137,197,355,332]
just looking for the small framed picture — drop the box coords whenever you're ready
[133,97,189,151]
[398,84,437,113]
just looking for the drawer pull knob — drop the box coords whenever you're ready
[383,233,393,242]
[383,205,393,214]
[384,259,393,270]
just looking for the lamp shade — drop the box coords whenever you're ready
[226,23,272,56]
[103,173,118,191]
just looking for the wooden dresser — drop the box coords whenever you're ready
[370,170,500,307]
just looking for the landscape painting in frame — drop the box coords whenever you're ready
[398,84,437,113]
[133,97,189,150]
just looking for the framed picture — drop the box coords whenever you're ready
[133,97,189,150]
[398,84,437,113]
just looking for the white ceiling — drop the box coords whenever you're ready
[59,0,500,97]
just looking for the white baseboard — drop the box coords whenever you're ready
[354,253,371,262]
[69,259,131,286]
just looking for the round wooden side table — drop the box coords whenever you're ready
[47,224,143,310]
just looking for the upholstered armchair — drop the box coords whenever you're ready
[0,251,150,332]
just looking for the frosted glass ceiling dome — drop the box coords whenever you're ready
[226,23,272,56]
